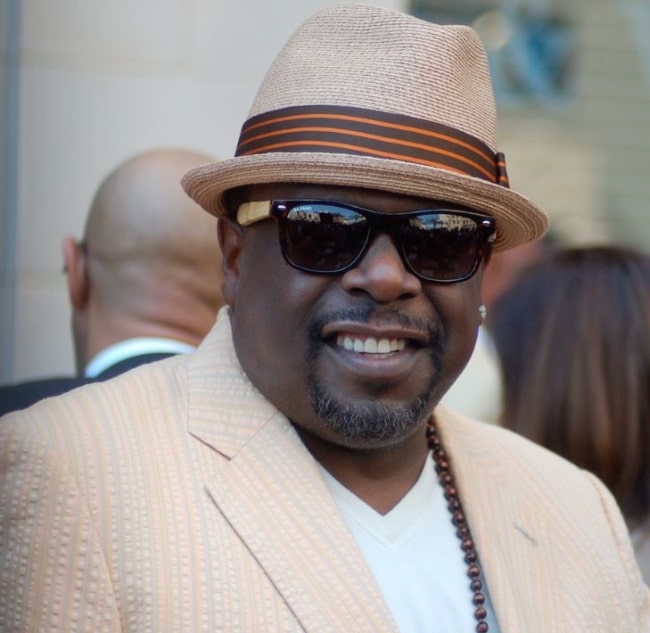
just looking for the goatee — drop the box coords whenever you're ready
[306,306,445,444]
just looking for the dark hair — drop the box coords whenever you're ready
[490,245,650,523]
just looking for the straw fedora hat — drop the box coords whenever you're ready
[182,3,549,251]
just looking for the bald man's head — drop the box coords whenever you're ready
[64,148,224,373]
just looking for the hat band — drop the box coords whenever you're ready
[236,105,509,187]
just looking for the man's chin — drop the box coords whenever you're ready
[309,385,433,446]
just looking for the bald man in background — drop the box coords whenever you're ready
[0,147,223,416]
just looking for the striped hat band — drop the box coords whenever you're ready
[236,104,510,188]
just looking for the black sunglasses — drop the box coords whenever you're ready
[237,199,496,283]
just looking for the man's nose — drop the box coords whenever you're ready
[340,233,422,302]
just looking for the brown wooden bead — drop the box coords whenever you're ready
[457,525,470,538]
[447,498,461,511]
[474,606,487,619]
[443,483,456,497]
[461,538,474,552]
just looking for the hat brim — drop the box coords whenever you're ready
[182,152,549,252]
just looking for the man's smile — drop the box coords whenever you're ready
[315,318,437,386]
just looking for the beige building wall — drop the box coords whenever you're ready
[497,0,650,247]
[1,0,649,383]
[1,0,404,382]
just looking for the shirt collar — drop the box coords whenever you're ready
[84,337,196,378]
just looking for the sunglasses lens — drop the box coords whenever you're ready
[278,203,368,272]
[401,213,488,282]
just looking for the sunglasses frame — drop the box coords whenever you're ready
[237,199,496,283]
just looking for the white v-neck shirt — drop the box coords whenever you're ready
[319,461,500,632]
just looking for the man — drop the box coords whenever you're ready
[0,6,647,632]
[0,147,223,415]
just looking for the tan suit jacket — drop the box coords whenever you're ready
[1,311,648,632]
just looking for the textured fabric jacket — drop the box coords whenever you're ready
[1,310,648,632]
[0,352,176,416]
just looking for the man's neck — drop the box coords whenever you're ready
[295,424,430,515]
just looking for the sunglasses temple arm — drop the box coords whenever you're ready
[237,200,273,226]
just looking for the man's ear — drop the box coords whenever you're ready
[217,218,245,308]
[62,237,90,310]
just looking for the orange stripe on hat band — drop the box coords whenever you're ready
[235,105,510,188]
[239,126,496,182]
[242,112,492,166]
[239,139,489,179]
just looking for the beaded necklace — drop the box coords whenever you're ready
[426,418,490,633]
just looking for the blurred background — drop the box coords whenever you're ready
[1,0,649,382]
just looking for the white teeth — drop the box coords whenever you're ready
[377,339,390,353]
[336,335,406,354]
[365,338,378,353]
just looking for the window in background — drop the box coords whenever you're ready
[411,0,576,108]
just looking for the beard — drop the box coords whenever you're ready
[306,306,445,445]
[307,381,435,444]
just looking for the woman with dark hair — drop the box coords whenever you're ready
[490,244,650,583]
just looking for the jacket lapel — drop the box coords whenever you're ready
[436,407,563,633]
[186,312,397,631]
[206,414,397,631]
